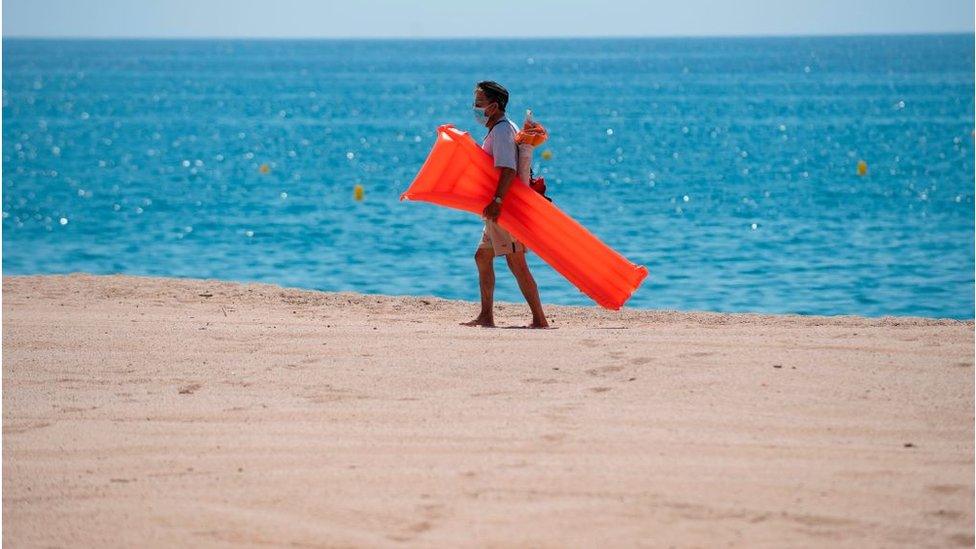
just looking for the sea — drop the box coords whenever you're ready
[3,35,974,319]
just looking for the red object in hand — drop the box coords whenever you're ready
[529,177,551,202]
[530,177,546,195]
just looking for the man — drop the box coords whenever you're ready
[461,81,549,329]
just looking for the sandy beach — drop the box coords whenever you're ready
[2,273,973,547]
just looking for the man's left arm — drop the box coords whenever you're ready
[495,167,517,199]
[483,168,514,221]
[483,129,519,221]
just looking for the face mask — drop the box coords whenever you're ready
[473,105,489,126]
[473,103,488,126]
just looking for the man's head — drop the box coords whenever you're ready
[473,80,509,127]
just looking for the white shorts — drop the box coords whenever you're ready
[479,220,526,257]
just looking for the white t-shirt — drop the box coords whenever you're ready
[481,117,519,170]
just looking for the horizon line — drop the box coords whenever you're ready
[3,30,973,41]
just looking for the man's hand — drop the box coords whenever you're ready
[483,201,501,221]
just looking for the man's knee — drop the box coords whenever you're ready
[505,252,528,272]
[475,248,494,267]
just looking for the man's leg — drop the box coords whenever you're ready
[461,247,497,327]
[505,251,549,328]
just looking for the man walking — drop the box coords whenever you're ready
[461,81,549,329]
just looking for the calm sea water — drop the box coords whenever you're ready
[3,36,974,318]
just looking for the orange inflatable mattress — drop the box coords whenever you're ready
[400,124,649,310]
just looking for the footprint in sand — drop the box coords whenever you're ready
[927,510,964,520]
[178,383,202,395]
[680,351,716,358]
[585,365,623,377]
[522,377,560,384]
[928,484,967,495]
[3,421,52,434]
[386,502,443,542]
[469,390,512,397]
[59,406,92,413]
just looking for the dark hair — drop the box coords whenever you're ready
[476,80,509,112]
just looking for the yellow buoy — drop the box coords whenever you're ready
[857,160,867,176]
[259,163,270,174]
[541,149,553,161]
[353,184,364,201]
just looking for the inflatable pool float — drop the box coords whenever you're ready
[400,124,648,310]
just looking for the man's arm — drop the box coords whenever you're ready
[483,124,519,221]
[494,167,517,200]
[483,167,515,221]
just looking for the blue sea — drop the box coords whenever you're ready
[3,35,974,319]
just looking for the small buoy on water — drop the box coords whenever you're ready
[857,160,867,176]
[353,184,364,201]
[541,150,553,160]
[259,163,270,174]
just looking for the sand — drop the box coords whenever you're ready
[2,273,973,547]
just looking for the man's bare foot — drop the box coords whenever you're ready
[460,315,495,328]
[528,318,550,329]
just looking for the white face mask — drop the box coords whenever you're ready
[473,105,489,126]
[472,103,494,126]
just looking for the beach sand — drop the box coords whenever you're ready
[2,273,973,547]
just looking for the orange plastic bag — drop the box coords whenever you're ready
[400,124,649,310]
